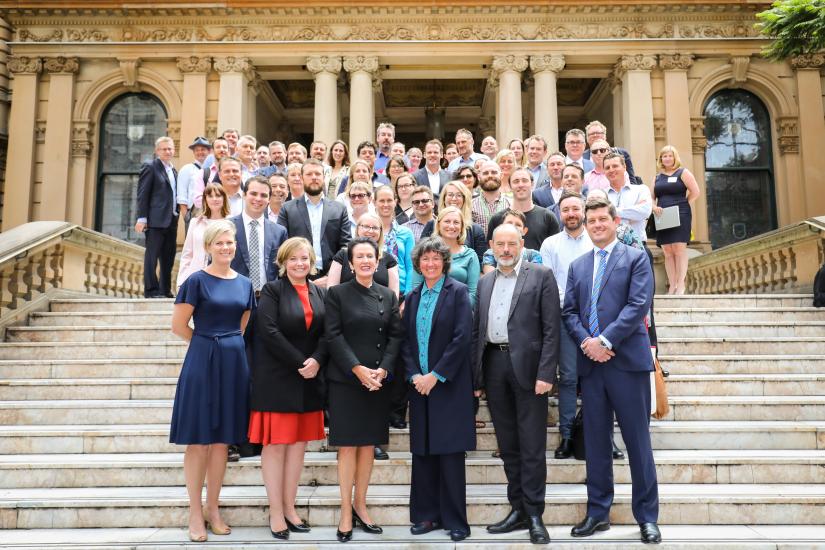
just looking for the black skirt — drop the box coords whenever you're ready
[327,379,391,447]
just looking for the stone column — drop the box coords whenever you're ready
[659,54,694,171]
[491,55,528,145]
[307,55,342,148]
[777,117,804,225]
[69,120,93,226]
[343,55,379,155]
[790,53,825,218]
[2,56,41,230]
[177,57,211,163]
[689,117,709,242]
[616,54,657,187]
[214,57,251,135]
[530,54,565,151]
[246,74,261,139]
[40,57,80,222]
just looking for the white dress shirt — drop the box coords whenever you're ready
[305,195,325,270]
[426,167,442,195]
[176,161,201,208]
[228,191,244,217]
[241,211,266,281]
[540,228,593,306]
[606,182,652,241]
[486,258,522,344]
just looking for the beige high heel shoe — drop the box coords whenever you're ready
[204,510,232,535]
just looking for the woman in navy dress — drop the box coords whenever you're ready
[170,219,256,542]
[653,145,701,295]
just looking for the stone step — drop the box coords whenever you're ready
[657,337,825,355]
[656,355,825,375]
[653,295,813,308]
[655,307,825,322]
[2,450,824,489]
[2,421,822,455]
[29,311,173,327]
[0,342,186,360]
[5,325,179,343]
[2,484,824,529]
[3,524,825,549]
[657,322,825,338]
[0,359,183,380]
[2,373,823,401]
[48,298,175,312]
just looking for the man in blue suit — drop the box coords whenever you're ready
[229,176,287,289]
[562,195,660,544]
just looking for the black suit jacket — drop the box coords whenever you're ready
[277,198,351,274]
[472,262,560,391]
[136,158,177,228]
[229,214,287,283]
[412,167,450,196]
[250,279,328,412]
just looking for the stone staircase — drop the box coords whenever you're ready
[1,295,825,548]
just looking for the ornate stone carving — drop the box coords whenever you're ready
[213,56,251,74]
[616,54,657,75]
[118,58,141,89]
[691,117,707,154]
[679,23,757,39]
[654,119,666,140]
[777,117,800,155]
[306,55,342,76]
[8,56,42,74]
[529,54,565,74]
[206,123,218,140]
[71,122,94,158]
[43,56,79,74]
[176,56,211,73]
[35,120,46,144]
[730,56,750,83]
[605,69,622,89]
[790,53,825,70]
[492,55,529,75]
[167,122,181,153]
[342,55,379,75]
[659,53,694,71]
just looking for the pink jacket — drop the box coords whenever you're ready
[176,216,219,288]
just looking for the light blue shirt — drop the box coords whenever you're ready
[305,195,325,270]
[409,246,479,306]
[413,275,446,383]
[176,161,201,208]
[447,152,488,174]
[540,229,592,306]
[606,182,652,241]
[590,238,619,349]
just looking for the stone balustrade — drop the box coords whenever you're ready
[687,216,825,294]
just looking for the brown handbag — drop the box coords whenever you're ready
[651,356,670,420]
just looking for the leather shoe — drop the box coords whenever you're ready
[410,520,440,535]
[554,438,573,459]
[373,446,389,460]
[528,515,550,545]
[449,528,470,541]
[612,441,625,460]
[270,528,289,540]
[571,516,610,537]
[640,522,661,544]
[336,528,352,543]
[390,417,407,429]
[486,508,528,533]
[285,518,310,533]
[227,445,240,462]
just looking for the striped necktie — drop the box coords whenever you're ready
[248,219,262,291]
[588,249,608,337]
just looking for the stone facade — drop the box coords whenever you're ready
[0,1,823,247]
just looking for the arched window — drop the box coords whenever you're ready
[95,93,168,243]
[703,89,776,249]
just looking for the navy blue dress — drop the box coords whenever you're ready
[654,168,692,245]
[169,270,256,445]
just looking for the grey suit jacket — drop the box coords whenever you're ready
[413,167,450,196]
[472,262,561,391]
[277,198,351,274]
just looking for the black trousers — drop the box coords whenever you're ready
[410,452,468,530]
[143,219,178,297]
[483,347,548,516]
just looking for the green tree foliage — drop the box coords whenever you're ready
[756,0,825,60]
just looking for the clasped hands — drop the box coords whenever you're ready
[353,365,386,391]
[582,337,615,363]
[411,373,438,396]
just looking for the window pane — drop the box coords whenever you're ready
[705,170,776,249]
[98,174,143,243]
[704,90,771,169]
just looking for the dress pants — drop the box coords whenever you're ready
[557,325,578,439]
[580,365,659,523]
[483,347,548,516]
[410,452,468,530]
[143,218,178,297]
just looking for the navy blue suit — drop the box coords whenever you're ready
[532,185,556,210]
[562,240,658,524]
[136,158,178,297]
[229,214,287,284]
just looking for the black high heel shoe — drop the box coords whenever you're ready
[285,518,311,533]
[352,507,383,534]
[270,527,289,540]
[336,525,353,543]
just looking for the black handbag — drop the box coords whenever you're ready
[571,408,586,461]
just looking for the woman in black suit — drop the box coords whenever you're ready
[248,237,327,540]
[325,237,404,543]
[401,237,475,542]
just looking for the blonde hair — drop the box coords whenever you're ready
[438,180,472,225]
[657,145,683,172]
[202,219,236,251]
[433,206,467,245]
[355,212,385,259]
[347,180,373,199]
[345,159,372,195]
[276,237,318,278]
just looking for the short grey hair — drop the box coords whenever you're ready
[411,237,452,276]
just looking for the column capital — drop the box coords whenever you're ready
[43,56,79,74]
[343,55,379,75]
[214,56,252,74]
[530,54,565,74]
[790,52,825,70]
[71,122,94,158]
[659,53,694,71]
[8,56,42,74]
[690,116,707,155]
[177,56,212,74]
[615,54,657,76]
[777,116,800,155]
[492,54,528,76]
[307,55,342,76]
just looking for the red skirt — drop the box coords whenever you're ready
[247,410,325,445]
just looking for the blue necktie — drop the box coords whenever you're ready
[589,249,608,337]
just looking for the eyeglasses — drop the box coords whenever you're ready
[444,192,463,200]
[587,131,606,137]
[397,183,414,189]
[358,224,381,232]
[566,140,585,146]
[411,198,432,206]
[459,173,474,179]
[349,193,368,200]
[591,148,610,155]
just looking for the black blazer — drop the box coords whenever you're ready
[278,198,351,274]
[229,214,287,284]
[324,279,404,386]
[401,277,476,455]
[250,279,327,412]
[136,158,177,228]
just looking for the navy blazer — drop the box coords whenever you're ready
[229,214,287,283]
[136,158,177,228]
[412,167,450,196]
[277,198,350,274]
[401,277,476,455]
[532,185,556,209]
[562,241,654,378]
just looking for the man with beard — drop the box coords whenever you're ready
[486,167,560,250]
[539,192,592,459]
[473,222,559,545]
[287,142,307,164]
[471,161,511,235]
[257,141,288,178]
[277,158,350,286]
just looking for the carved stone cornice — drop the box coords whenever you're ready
[777,117,800,155]
[615,54,657,76]
[8,56,42,74]
[690,117,707,155]
[213,56,251,74]
[118,58,140,89]
[492,55,529,75]
[43,56,79,74]
[790,53,825,70]
[176,56,211,73]
[730,55,750,82]
[71,122,93,158]
[342,55,379,75]
[659,53,694,71]
[530,54,565,74]
[306,55,342,76]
